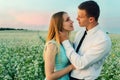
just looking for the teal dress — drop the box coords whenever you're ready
[45,40,70,80]
[55,44,70,80]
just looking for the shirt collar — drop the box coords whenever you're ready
[86,24,100,35]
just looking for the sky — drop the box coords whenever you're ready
[0,0,120,33]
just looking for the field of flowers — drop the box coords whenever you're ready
[0,30,46,80]
[0,30,120,80]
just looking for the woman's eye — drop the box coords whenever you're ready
[66,18,69,21]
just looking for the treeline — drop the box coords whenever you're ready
[0,28,27,31]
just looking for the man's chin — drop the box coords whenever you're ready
[79,25,84,27]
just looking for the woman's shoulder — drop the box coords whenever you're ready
[45,39,57,46]
[43,39,58,56]
[45,39,58,52]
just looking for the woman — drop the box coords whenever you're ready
[43,11,75,80]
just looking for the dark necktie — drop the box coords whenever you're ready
[76,31,87,53]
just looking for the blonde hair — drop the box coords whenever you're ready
[46,11,67,45]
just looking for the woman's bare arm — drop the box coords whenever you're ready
[44,43,74,80]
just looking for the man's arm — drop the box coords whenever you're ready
[62,39,111,69]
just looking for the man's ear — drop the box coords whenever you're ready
[89,17,94,23]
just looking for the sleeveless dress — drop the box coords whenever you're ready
[44,40,70,80]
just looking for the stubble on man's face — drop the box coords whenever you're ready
[77,9,89,27]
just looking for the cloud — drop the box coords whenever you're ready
[0,10,51,26]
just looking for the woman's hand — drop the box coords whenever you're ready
[69,64,76,70]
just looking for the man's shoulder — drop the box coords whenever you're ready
[96,29,111,41]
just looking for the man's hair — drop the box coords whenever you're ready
[78,0,100,21]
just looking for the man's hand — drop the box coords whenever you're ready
[59,31,69,43]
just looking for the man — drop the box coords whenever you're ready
[59,0,111,80]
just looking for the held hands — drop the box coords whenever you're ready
[59,31,69,43]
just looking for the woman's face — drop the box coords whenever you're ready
[62,13,74,32]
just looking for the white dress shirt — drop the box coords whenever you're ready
[62,25,111,80]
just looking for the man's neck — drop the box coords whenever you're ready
[86,22,98,31]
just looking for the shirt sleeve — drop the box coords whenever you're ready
[62,39,111,69]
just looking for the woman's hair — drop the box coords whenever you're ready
[46,11,67,44]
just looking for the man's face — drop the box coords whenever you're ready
[77,9,90,27]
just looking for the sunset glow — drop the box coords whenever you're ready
[0,0,120,33]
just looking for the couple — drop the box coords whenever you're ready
[43,1,111,80]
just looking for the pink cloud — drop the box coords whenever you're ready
[9,11,50,25]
